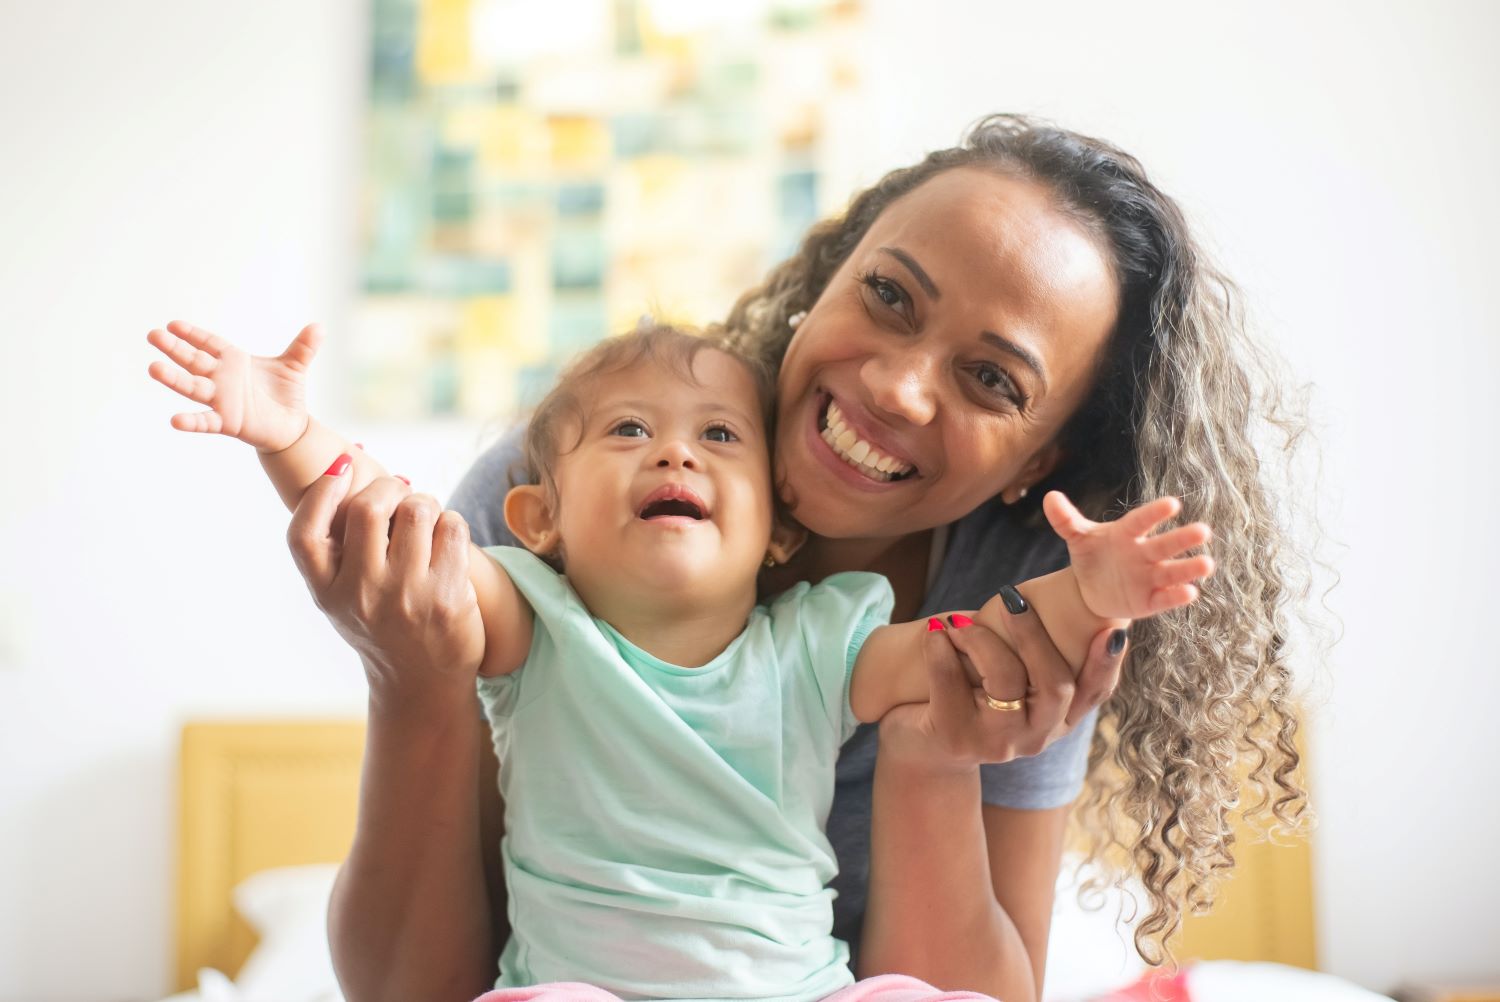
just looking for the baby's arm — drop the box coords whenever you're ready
[147,320,532,677]
[848,491,1213,722]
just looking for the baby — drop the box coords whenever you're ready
[147,319,1212,1002]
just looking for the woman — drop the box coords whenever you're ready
[291,116,1308,1002]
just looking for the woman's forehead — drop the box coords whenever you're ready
[862,168,1119,347]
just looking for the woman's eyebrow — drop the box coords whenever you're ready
[980,330,1048,391]
[879,246,940,299]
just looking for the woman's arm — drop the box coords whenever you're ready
[330,687,497,1002]
[859,622,1126,999]
[862,754,1070,1000]
[285,472,500,1002]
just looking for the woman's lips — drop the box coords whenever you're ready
[804,392,916,492]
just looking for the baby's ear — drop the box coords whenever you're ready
[767,516,807,566]
[504,485,561,556]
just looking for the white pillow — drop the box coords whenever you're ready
[229,863,344,1002]
[1042,854,1148,1002]
[1188,961,1395,1001]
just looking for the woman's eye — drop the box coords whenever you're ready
[861,271,906,311]
[973,364,1025,407]
[612,420,648,438]
[704,425,737,443]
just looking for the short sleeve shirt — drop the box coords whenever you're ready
[477,545,893,1000]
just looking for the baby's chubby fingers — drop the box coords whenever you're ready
[1148,582,1200,615]
[279,323,324,373]
[147,327,218,375]
[1118,495,1182,537]
[1153,553,1216,590]
[148,358,215,404]
[1140,521,1212,562]
[165,319,229,357]
[1041,490,1095,542]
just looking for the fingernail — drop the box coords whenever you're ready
[999,585,1029,615]
[394,475,410,485]
[1108,629,1128,656]
[948,613,974,629]
[323,453,352,477]
[927,617,946,632]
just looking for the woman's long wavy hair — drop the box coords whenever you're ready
[724,114,1320,965]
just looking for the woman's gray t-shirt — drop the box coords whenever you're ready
[449,428,1097,964]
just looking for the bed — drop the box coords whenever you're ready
[166,718,1385,1002]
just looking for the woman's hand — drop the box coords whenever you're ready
[147,319,319,453]
[878,608,1125,770]
[286,465,486,708]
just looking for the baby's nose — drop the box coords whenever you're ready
[654,439,698,469]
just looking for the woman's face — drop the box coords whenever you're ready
[775,166,1121,540]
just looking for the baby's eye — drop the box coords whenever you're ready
[612,420,648,438]
[703,425,737,443]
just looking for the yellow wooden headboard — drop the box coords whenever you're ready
[175,718,1316,991]
[176,720,366,991]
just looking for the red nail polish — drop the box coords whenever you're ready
[948,613,974,629]
[927,617,945,632]
[323,454,352,477]
[394,475,410,485]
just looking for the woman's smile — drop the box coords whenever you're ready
[815,392,920,484]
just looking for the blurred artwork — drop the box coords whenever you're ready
[357,0,869,421]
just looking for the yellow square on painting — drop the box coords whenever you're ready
[416,0,474,87]
[549,116,610,171]
[482,108,548,173]
[463,295,546,366]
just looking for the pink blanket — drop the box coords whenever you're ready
[473,973,997,1001]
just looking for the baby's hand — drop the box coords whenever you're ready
[1042,490,1215,620]
[147,320,321,452]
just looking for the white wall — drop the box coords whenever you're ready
[1,1,1496,999]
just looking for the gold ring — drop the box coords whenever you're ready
[984,694,1024,712]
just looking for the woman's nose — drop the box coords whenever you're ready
[653,438,699,469]
[862,350,938,426]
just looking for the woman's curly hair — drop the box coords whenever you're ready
[723,114,1322,965]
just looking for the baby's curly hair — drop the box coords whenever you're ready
[724,114,1326,965]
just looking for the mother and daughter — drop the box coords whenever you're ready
[149,116,1309,1002]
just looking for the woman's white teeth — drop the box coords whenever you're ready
[822,401,913,482]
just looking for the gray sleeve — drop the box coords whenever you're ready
[447,423,527,549]
[978,707,1097,809]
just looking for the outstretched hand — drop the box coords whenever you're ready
[1042,490,1215,619]
[147,320,321,452]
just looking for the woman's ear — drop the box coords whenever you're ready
[1012,442,1065,499]
[504,485,561,556]
[768,517,807,565]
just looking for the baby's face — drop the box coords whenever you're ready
[546,349,775,607]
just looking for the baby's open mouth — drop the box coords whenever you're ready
[638,484,709,520]
[818,397,917,483]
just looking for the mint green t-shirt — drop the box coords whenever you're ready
[476,546,894,1002]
